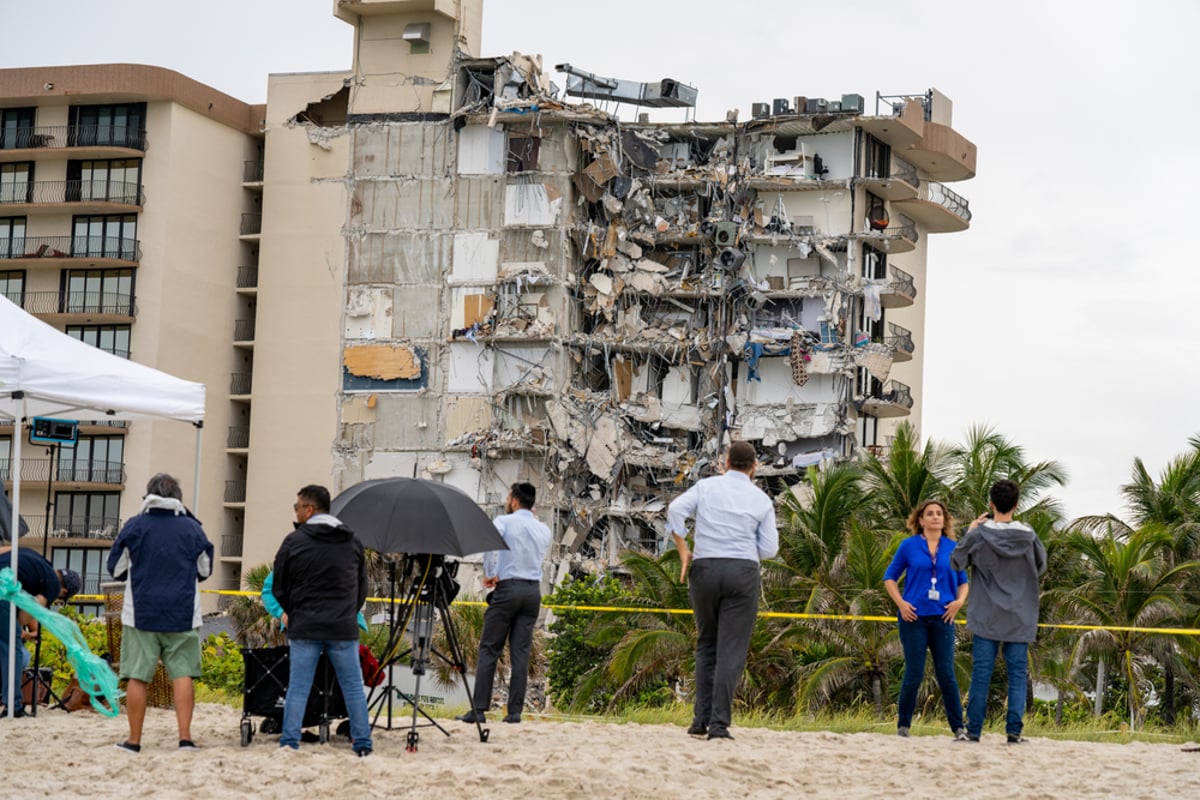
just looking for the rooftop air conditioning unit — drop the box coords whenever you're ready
[713,222,739,247]
[772,98,791,116]
[841,93,865,114]
[826,101,842,113]
[751,102,771,118]
[805,97,828,114]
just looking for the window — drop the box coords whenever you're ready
[66,325,131,358]
[52,547,108,616]
[0,436,10,480]
[73,214,137,259]
[69,103,146,149]
[54,491,120,536]
[864,134,891,179]
[0,162,33,204]
[0,108,35,150]
[63,268,134,315]
[66,159,141,204]
[0,270,23,305]
[507,137,540,173]
[0,216,26,258]
[862,244,886,280]
[57,436,124,483]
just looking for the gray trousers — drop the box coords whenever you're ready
[472,579,541,715]
[688,558,761,732]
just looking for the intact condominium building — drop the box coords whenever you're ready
[0,0,975,603]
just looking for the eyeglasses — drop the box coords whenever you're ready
[293,503,314,511]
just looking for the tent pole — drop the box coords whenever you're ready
[191,423,203,510]
[5,394,25,716]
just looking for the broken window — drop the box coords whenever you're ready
[754,298,804,330]
[863,134,891,179]
[863,244,886,280]
[507,137,540,173]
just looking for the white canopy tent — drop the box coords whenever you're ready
[0,295,206,714]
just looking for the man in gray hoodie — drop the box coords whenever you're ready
[950,479,1046,744]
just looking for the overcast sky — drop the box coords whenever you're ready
[5,0,1198,520]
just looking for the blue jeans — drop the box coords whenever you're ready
[280,639,372,752]
[897,616,963,731]
[0,602,30,714]
[965,636,1029,738]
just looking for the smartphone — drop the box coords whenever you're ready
[984,512,994,519]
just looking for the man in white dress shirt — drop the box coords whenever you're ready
[667,441,778,740]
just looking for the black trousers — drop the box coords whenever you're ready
[472,579,541,715]
[688,558,761,733]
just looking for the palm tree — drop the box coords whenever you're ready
[1050,521,1200,727]
[860,421,949,530]
[943,424,1068,523]
[227,562,287,648]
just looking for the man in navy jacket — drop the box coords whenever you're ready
[107,473,212,753]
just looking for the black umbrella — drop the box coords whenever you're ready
[330,478,508,557]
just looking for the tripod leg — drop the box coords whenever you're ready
[438,595,489,743]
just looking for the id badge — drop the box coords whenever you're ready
[927,589,940,601]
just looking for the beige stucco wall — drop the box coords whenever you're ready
[239,71,351,574]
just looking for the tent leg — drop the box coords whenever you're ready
[5,396,25,716]
[191,423,203,509]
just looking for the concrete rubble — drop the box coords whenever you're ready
[326,51,927,584]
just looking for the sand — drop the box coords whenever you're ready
[2,703,1198,799]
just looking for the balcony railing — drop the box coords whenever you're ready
[225,480,247,503]
[0,180,144,206]
[240,213,262,235]
[886,322,914,355]
[82,419,129,429]
[234,318,256,341]
[0,235,140,262]
[17,514,122,539]
[889,155,918,187]
[925,181,972,222]
[243,160,264,182]
[883,214,918,243]
[237,265,259,288]
[0,458,125,484]
[0,124,147,151]
[221,533,244,558]
[230,372,253,395]
[873,380,913,409]
[227,426,250,448]
[887,265,916,301]
[20,290,136,317]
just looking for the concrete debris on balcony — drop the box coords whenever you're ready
[330,51,924,579]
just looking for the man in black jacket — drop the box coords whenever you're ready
[271,485,372,756]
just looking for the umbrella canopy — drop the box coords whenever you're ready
[330,478,508,557]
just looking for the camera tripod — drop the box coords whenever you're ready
[367,554,487,751]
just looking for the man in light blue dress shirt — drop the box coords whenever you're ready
[667,441,778,740]
[457,482,552,725]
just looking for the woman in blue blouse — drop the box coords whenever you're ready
[883,499,969,739]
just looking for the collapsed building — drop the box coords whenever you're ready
[284,1,977,587]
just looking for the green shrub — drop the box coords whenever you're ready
[544,574,628,711]
[199,632,245,696]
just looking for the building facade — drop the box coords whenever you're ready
[1,0,975,604]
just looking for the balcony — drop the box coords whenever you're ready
[227,426,250,449]
[879,265,916,309]
[16,514,122,540]
[886,322,914,362]
[861,379,913,419]
[230,372,253,396]
[243,159,264,183]
[236,265,259,289]
[858,154,919,201]
[234,318,256,342]
[0,125,147,161]
[225,480,247,504]
[0,235,140,265]
[903,121,976,181]
[19,290,136,321]
[0,180,144,212]
[220,533,244,558]
[240,213,262,236]
[896,181,971,232]
[0,458,125,486]
[856,213,918,254]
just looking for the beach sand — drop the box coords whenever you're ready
[2,703,1198,799]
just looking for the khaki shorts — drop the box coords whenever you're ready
[119,627,202,682]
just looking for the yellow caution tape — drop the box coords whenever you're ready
[185,589,1200,637]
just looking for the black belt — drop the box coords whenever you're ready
[497,578,539,585]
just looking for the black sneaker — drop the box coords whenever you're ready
[686,723,708,737]
[897,726,911,737]
[1007,734,1028,744]
[455,711,486,723]
[707,729,734,740]
[114,741,141,754]
[502,714,521,724]
[179,740,199,751]
[355,748,372,758]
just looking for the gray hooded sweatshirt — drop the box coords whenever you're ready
[950,521,1047,643]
